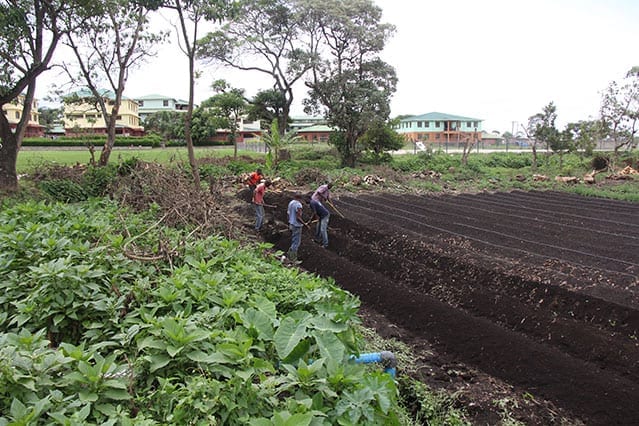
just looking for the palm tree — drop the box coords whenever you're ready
[261,120,301,170]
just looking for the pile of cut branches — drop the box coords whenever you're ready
[110,161,244,239]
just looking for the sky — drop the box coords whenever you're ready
[39,0,639,134]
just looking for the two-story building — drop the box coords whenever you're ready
[63,89,144,136]
[396,112,483,147]
[134,94,190,122]
[2,96,44,137]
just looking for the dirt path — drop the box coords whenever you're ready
[248,189,639,425]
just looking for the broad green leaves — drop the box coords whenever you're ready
[0,199,399,424]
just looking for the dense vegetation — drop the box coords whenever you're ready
[0,199,403,424]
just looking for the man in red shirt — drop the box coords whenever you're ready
[252,179,271,231]
[245,168,264,192]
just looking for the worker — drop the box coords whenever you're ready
[310,182,333,248]
[245,168,264,192]
[252,179,272,232]
[286,192,306,263]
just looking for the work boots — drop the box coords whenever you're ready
[287,250,301,264]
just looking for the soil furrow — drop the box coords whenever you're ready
[253,189,639,425]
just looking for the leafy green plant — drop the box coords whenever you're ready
[0,199,404,424]
[39,179,88,202]
[261,120,302,171]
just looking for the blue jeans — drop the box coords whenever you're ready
[315,214,329,247]
[254,204,265,230]
[310,199,330,248]
[289,224,302,253]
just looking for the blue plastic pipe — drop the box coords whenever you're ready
[351,351,397,378]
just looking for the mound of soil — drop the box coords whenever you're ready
[241,188,639,425]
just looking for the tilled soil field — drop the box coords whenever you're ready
[245,189,639,425]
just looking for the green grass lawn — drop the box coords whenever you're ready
[17,147,262,173]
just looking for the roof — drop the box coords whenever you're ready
[401,112,483,122]
[65,88,131,101]
[481,131,503,139]
[45,125,66,134]
[289,115,325,121]
[135,94,188,104]
[295,124,334,133]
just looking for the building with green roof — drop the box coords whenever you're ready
[396,112,483,147]
[296,124,336,143]
[134,94,190,122]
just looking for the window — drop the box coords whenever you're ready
[117,115,122,120]
[435,121,440,128]
[417,121,422,128]
[425,121,430,128]
[467,121,472,127]
[139,100,144,107]
[15,111,20,119]
[473,121,478,128]
[163,100,169,107]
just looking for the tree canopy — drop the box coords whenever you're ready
[198,0,312,136]
[203,79,247,157]
[600,66,639,156]
[301,0,397,167]
[62,0,165,166]
[0,0,98,190]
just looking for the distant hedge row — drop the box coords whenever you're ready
[22,136,234,148]
[23,135,163,147]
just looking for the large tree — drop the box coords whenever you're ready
[160,0,237,189]
[198,0,315,136]
[144,110,185,141]
[203,79,246,158]
[0,0,93,190]
[522,114,544,170]
[190,104,222,144]
[600,66,639,158]
[359,118,403,164]
[38,105,63,133]
[532,102,574,167]
[565,119,603,158]
[246,88,287,131]
[300,0,397,167]
[62,0,164,166]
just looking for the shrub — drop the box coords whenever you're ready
[22,135,163,148]
[38,179,88,202]
[82,165,117,197]
[479,153,532,169]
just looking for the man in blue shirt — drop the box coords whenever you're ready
[286,193,306,262]
[310,182,332,248]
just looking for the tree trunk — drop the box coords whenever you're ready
[232,131,237,159]
[99,104,120,166]
[0,83,37,191]
[279,102,291,137]
[532,143,538,170]
[461,140,470,166]
[184,51,201,189]
[0,123,19,191]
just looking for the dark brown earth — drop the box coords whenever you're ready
[240,189,639,425]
